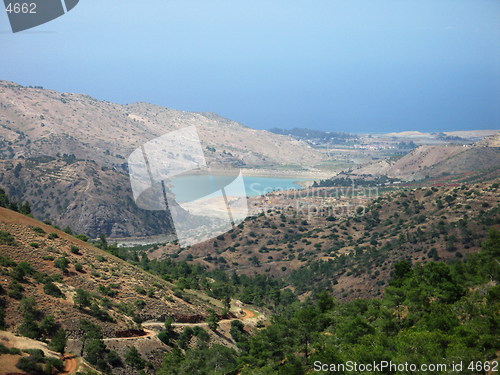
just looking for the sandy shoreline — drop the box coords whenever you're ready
[240,168,334,180]
[184,167,334,180]
[112,169,335,246]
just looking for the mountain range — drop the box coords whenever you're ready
[0,81,323,238]
[0,80,498,241]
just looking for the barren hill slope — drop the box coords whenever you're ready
[152,181,500,300]
[388,144,467,177]
[0,81,324,237]
[0,207,221,337]
[351,132,500,181]
[0,81,322,167]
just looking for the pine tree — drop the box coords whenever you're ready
[49,328,67,354]
[124,346,145,370]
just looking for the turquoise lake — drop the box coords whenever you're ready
[169,175,308,202]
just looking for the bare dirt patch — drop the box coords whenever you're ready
[0,354,24,375]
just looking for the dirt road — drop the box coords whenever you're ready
[142,307,259,329]
[103,329,156,342]
[63,354,77,374]
[241,309,255,319]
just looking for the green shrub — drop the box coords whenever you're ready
[75,234,88,242]
[124,346,145,370]
[32,227,46,235]
[43,282,65,298]
[48,328,67,354]
[72,263,82,272]
[97,285,117,297]
[0,231,15,245]
[23,348,45,358]
[193,326,210,342]
[157,330,170,345]
[16,356,43,374]
[107,350,123,367]
[0,256,16,267]
[134,299,146,309]
[8,281,24,299]
[70,245,80,254]
[0,342,21,354]
[74,288,91,309]
[54,257,69,273]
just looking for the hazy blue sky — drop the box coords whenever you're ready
[1,0,499,133]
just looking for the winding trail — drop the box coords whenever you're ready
[241,309,255,319]
[142,308,258,330]
[103,329,156,342]
[56,308,259,374]
[100,310,258,341]
[62,354,77,374]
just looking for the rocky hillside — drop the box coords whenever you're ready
[352,133,500,181]
[0,204,269,374]
[0,81,324,237]
[0,158,176,238]
[0,207,222,339]
[152,181,500,300]
[0,81,321,167]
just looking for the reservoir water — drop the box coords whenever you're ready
[169,175,307,202]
